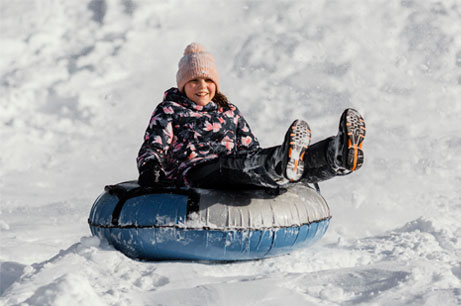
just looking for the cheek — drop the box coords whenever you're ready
[184,88,193,101]
[184,84,194,97]
[209,84,216,95]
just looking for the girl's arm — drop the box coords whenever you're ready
[136,104,174,172]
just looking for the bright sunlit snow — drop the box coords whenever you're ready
[1,0,461,305]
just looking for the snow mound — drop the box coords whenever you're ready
[1,0,461,305]
[2,218,460,305]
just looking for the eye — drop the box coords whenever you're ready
[205,78,213,83]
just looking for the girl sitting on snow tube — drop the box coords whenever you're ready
[136,43,366,191]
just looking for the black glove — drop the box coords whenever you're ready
[138,162,167,187]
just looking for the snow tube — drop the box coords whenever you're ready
[88,181,331,261]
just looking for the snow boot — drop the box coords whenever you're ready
[332,108,366,173]
[280,120,312,182]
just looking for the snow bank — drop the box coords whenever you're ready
[1,0,460,305]
[2,217,460,305]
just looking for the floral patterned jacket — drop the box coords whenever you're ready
[137,88,260,182]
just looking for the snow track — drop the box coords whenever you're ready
[1,0,460,305]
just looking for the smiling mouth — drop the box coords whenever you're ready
[195,92,209,97]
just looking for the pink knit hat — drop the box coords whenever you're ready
[176,43,219,92]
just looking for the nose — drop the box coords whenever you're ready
[198,79,206,88]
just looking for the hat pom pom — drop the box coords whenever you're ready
[184,43,206,55]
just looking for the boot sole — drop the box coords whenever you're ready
[343,109,366,171]
[285,120,311,181]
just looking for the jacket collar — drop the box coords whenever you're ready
[163,88,217,112]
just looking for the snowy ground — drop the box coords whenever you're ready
[1,0,461,305]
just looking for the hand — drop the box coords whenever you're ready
[138,163,167,187]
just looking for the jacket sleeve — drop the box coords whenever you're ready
[136,103,174,172]
[234,106,260,152]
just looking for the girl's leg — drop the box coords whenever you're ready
[186,120,311,190]
[302,108,366,183]
[185,147,281,189]
[186,139,338,189]
[302,137,338,183]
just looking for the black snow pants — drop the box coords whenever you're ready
[185,137,338,190]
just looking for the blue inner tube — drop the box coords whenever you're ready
[88,181,331,261]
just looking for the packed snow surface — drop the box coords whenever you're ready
[1,0,461,305]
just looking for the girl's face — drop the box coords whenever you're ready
[184,77,216,106]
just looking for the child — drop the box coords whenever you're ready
[137,43,366,190]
